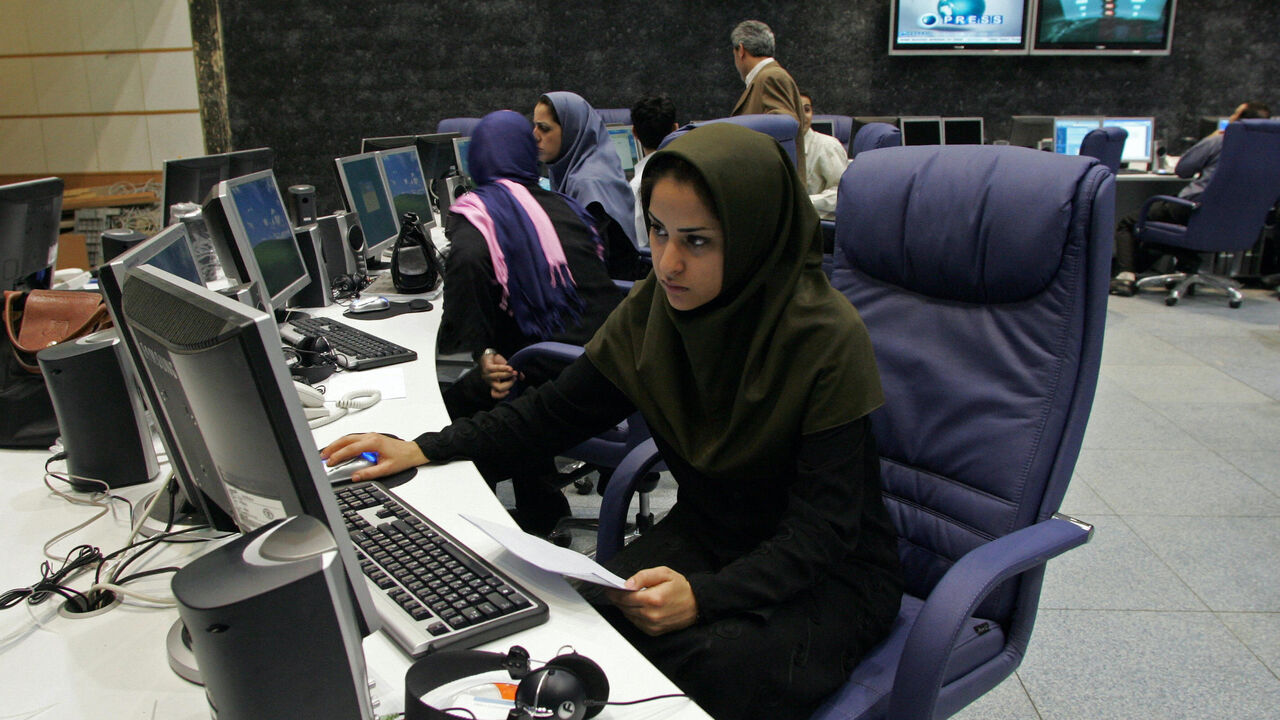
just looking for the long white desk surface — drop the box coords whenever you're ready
[0,279,708,719]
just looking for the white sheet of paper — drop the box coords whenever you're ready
[461,514,633,590]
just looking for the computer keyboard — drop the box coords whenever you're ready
[334,482,549,656]
[284,315,417,370]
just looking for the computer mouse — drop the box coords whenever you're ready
[325,452,378,483]
[350,296,390,314]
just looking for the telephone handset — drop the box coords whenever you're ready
[293,381,381,428]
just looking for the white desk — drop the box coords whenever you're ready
[0,282,708,719]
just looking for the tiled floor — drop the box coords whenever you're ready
[507,284,1280,719]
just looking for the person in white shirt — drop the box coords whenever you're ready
[799,91,849,221]
[629,94,679,246]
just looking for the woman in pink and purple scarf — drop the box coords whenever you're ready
[438,109,626,534]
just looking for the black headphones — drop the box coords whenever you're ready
[284,335,340,383]
[405,645,609,720]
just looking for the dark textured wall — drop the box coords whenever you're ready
[213,1,1277,212]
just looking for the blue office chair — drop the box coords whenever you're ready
[850,122,902,158]
[597,145,1111,720]
[659,114,800,169]
[1079,126,1128,173]
[1133,119,1280,308]
[436,117,482,137]
[814,113,855,149]
[596,108,632,125]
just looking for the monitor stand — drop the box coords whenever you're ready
[167,619,203,684]
[136,476,234,541]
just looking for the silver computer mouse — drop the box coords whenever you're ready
[350,296,390,313]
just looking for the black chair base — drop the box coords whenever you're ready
[1136,271,1245,307]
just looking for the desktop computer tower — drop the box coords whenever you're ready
[37,329,159,489]
[171,515,374,720]
[290,224,333,308]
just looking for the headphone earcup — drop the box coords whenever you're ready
[544,653,609,718]
[515,666,588,720]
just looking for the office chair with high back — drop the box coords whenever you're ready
[596,144,1110,719]
[436,117,482,137]
[1133,119,1280,308]
[850,122,902,158]
[1079,126,1128,173]
[596,108,632,125]
[814,113,854,149]
[660,114,800,168]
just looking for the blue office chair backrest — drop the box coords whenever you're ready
[659,114,799,168]
[436,117,482,137]
[596,108,632,125]
[1079,126,1128,173]
[1173,119,1280,252]
[814,113,854,147]
[850,122,902,157]
[833,144,1111,628]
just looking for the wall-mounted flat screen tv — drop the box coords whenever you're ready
[890,0,1031,55]
[1031,0,1176,55]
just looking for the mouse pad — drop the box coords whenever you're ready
[342,298,432,321]
[331,465,417,490]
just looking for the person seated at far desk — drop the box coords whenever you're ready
[323,123,903,720]
[629,92,680,247]
[438,109,625,535]
[1110,101,1272,296]
[534,91,643,280]
[799,90,849,220]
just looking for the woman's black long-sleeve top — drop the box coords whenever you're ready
[414,355,903,622]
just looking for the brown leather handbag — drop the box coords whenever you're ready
[1,289,113,447]
[4,289,112,373]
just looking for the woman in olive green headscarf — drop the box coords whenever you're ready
[322,123,903,720]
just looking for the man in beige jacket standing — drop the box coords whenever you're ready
[730,20,808,178]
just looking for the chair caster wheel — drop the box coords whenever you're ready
[548,530,572,548]
[1229,299,1242,309]
[573,477,594,495]
[1165,296,1178,306]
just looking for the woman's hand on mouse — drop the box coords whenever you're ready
[320,433,427,482]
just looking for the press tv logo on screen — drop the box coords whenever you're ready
[918,0,1005,28]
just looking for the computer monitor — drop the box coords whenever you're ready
[202,169,310,312]
[375,146,436,229]
[1008,115,1056,148]
[160,148,274,214]
[0,177,63,292]
[361,132,461,181]
[1103,117,1155,165]
[900,117,943,146]
[1053,117,1103,156]
[452,136,472,180]
[1031,0,1177,56]
[97,224,236,535]
[118,263,379,637]
[606,125,641,176]
[943,117,985,145]
[810,119,836,137]
[335,152,401,263]
[890,0,1031,55]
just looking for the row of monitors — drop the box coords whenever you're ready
[1009,116,1157,163]
[890,0,1177,56]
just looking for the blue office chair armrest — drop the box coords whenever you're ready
[1136,194,1198,229]
[594,438,663,563]
[613,279,635,292]
[507,342,585,368]
[888,515,1094,720]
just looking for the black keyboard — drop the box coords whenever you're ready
[334,482,548,656]
[285,316,417,370]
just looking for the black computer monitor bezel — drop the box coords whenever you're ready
[900,117,944,146]
[0,177,63,292]
[97,224,238,534]
[334,151,402,263]
[119,263,379,637]
[202,169,311,312]
[1030,0,1177,56]
[889,0,1031,55]
[160,147,275,215]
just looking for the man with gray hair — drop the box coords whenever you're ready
[730,19,808,177]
